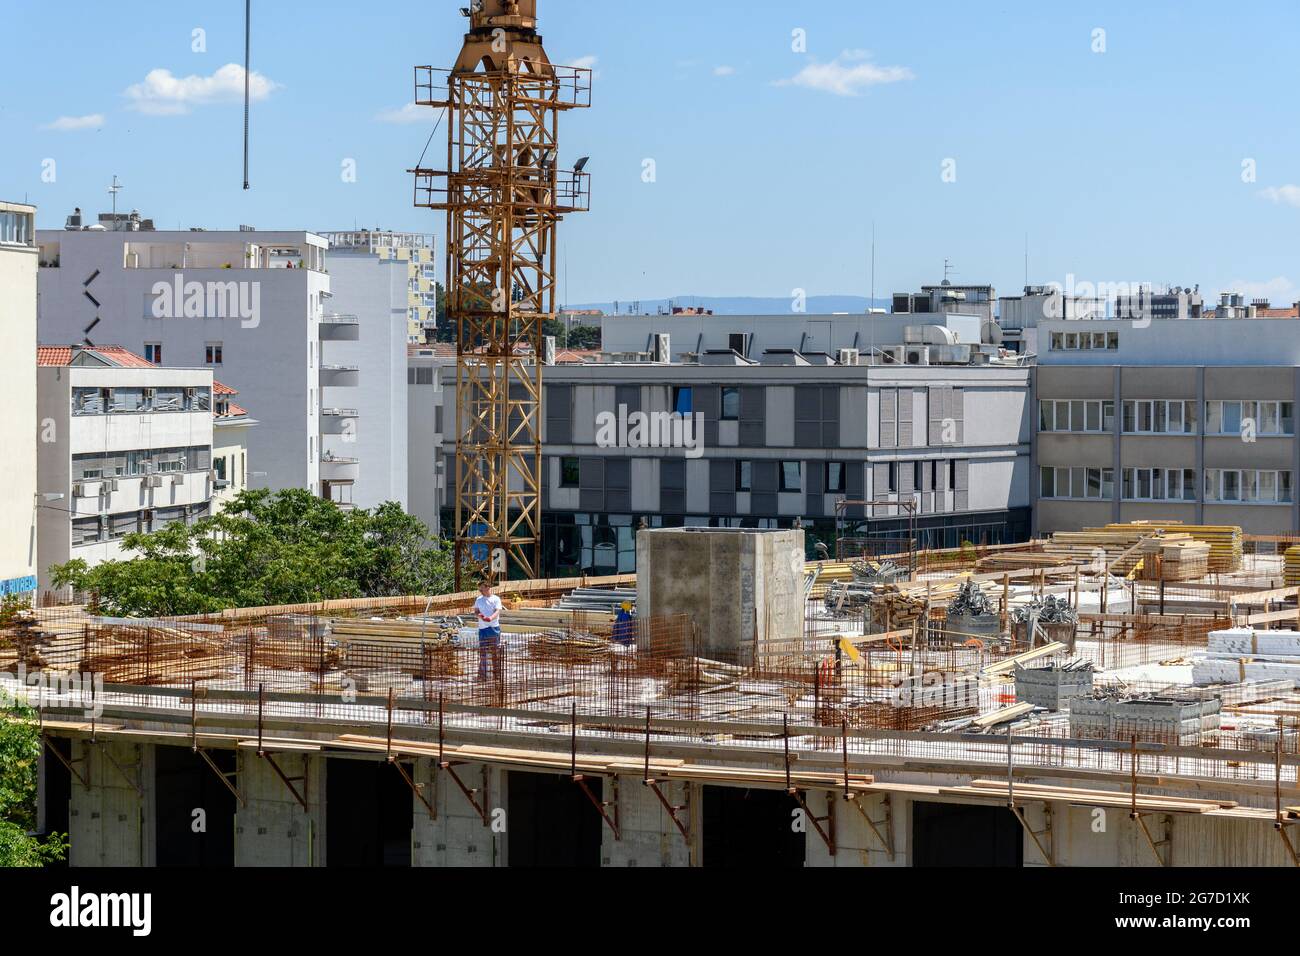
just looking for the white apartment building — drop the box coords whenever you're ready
[36,347,216,592]
[0,201,39,599]
[312,231,422,509]
[36,219,341,501]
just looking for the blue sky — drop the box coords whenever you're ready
[4,0,1300,306]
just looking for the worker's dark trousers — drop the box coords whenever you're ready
[477,630,504,680]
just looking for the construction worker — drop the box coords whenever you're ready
[474,578,504,681]
[612,601,635,646]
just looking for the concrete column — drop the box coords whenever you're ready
[600,775,693,867]
[233,750,324,867]
[802,790,907,867]
[68,738,149,867]
[411,760,503,867]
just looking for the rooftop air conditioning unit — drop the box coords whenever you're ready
[905,346,931,366]
[876,345,904,365]
[837,348,860,366]
[651,333,671,363]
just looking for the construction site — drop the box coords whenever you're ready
[2,1,1297,878]
[7,520,1300,867]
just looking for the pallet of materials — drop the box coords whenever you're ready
[1097,522,1243,573]
[1192,627,1300,686]
[1285,546,1300,587]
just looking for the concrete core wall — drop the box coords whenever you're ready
[635,527,805,664]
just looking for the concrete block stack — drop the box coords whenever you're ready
[1192,627,1300,686]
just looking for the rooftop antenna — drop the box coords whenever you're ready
[108,175,123,220]
[943,258,956,284]
[243,0,251,190]
[1024,232,1029,287]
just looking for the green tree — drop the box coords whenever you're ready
[0,700,67,867]
[50,489,456,617]
[565,324,601,350]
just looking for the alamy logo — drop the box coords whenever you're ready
[2,664,103,719]
[888,673,980,709]
[151,273,261,328]
[49,886,151,936]
[595,403,705,459]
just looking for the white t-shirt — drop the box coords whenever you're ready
[474,594,503,631]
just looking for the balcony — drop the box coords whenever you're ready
[319,313,360,340]
[320,408,359,435]
[320,363,360,385]
[320,453,360,481]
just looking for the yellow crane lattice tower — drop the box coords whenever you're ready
[412,0,591,587]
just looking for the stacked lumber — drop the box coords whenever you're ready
[1098,522,1243,573]
[1145,539,1210,581]
[952,779,1235,814]
[328,618,460,677]
[1042,529,1167,574]
[1285,546,1300,587]
[329,618,458,643]
[81,624,230,684]
[499,606,613,634]
[529,630,612,664]
[976,552,1070,573]
[867,590,928,631]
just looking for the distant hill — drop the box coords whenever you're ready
[565,295,890,317]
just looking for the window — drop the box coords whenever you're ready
[720,386,740,421]
[560,457,580,488]
[145,342,162,364]
[825,462,845,493]
[1205,400,1295,437]
[0,209,33,246]
[1040,466,1115,499]
[205,343,223,365]
[1121,467,1197,501]
[1038,400,1114,433]
[1049,330,1119,351]
[672,387,693,415]
[214,457,227,482]
[1205,469,1294,503]
[887,462,899,493]
[779,461,803,493]
[735,460,752,492]
[1122,400,1196,434]
[913,461,923,491]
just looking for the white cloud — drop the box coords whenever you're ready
[124,63,279,115]
[1259,185,1300,208]
[43,114,105,131]
[374,103,436,124]
[1226,276,1299,305]
[775,50,913,96]
[568,55,598,70]
[713,65,736,76]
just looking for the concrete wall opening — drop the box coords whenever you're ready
[41,737,71,867]
[506,771,603,867]
[702,786,805,867]
[911,800,1023,867]
[154,745,236,867]
[325,758,414,867]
